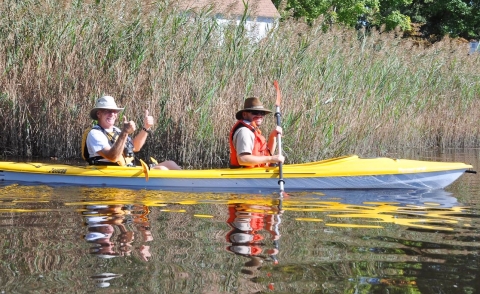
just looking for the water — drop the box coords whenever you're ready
[0,150,479,293]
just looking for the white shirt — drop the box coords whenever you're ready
[232,121,255,155]
[86,127,121,160]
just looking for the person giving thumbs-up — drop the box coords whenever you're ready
[85,95,181,170]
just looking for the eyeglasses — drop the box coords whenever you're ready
[249,110,266,116]
[101,109,119,114]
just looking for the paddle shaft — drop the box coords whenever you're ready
[273,80,285,192]
[274,105,284,192]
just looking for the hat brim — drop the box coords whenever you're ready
[90,107,124,120]
[235,108,272,120]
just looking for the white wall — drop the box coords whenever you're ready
[216,16,278,42]
[469,41,479,55]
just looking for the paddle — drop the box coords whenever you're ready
[273,80,285,192]
[139,159,149,181]
[150,157,158,165]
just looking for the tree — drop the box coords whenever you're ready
[405,0,480,39]
[273,0,412,31]
[273,0,480,39]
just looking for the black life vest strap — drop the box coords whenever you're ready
[87,156,119,166]
[229,165,244,169]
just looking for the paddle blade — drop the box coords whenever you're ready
[150,157,158,164]
[139,159,149,182]
[273,80,281,107]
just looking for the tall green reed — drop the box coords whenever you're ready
[1,0,479,168]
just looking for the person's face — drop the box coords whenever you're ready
[242,110,266,126]
[97,109,119,128]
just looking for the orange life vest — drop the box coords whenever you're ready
[225,204,264,256]
[229,120,270,168]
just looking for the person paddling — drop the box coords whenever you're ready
[84,95,181,170]
[229,97,284,168]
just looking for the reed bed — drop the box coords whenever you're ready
[1,0,479,168]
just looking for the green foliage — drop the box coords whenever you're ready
[383,10,411,31]
[274,0,411,31]
[274,0,480,39]
[408,0,480,38]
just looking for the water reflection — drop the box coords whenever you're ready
[82,204,153,260]
[90,272,122,288]
[79,202,155,289]
[316,188,461,207]
[0,182,478,293]
[226,198,283,277]
[290,189,467,231]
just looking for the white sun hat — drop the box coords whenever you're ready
[90,96,124,120]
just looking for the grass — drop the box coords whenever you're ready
[0,0,479,168]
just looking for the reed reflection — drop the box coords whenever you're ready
[225,197,283,279]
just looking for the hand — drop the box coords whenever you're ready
[271,154,285,164]
[270,126,283,138]
[122,116,136,134]
[143,110,154,130]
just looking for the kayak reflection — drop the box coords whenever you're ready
[287,189,466,231]
[226,198,283,279]
[82,204,153,261]
[312,189,460,208]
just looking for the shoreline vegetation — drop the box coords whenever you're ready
[1,1,479,169]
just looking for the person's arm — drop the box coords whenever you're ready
[267,125,282,155]
[98,117,135,162]
[132,110,153,152]
[238,153,283,166]
[132,130,148,152]
[97,131,129,162]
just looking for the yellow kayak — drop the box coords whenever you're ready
[0,155,473,191]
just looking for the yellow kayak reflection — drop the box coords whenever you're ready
[0,184,468,234]
[59,187,469,232]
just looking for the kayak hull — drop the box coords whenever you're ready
[0,155,472,191]
[0,169,467,190]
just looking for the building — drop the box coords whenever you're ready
[469,40,479,55]
[176,0,280,41]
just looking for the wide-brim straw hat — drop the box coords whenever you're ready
[90,96,124,120]
[235,97,272,120]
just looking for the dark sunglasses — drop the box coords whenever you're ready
[249,110,266,116]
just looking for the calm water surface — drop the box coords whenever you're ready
[0,150,479,293]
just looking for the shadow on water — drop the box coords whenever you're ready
[0,182,478,293]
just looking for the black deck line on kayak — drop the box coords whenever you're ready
[465,170,477,174]
[220,172,317,176]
